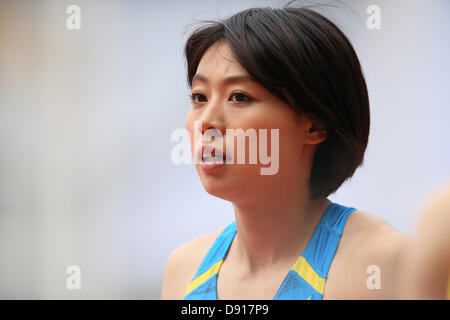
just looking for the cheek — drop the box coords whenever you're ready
[185,110,196,152]
[185,109,194,133]
[228,112,300,166]
[279,126,303,167]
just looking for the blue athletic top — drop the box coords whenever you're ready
[183,202,357,300]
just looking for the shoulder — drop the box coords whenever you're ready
[161,226,226,299]
[400,183,450,299]
[345,210,412,268]
[324,210,413,299]
[343,210,411,248]
[415,182,450,241]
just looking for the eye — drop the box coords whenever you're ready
[189,92,253,105]
[189,93,207,104]
[230,92,252,104]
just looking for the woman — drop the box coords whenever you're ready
[162,5,410,300]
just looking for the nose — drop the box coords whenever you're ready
[198,96,225,137]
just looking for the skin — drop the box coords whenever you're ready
[399,182,450,299]
[161,40,411,300]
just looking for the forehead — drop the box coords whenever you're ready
[195,40,248,78]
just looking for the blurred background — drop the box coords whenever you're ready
[0,0,449,299]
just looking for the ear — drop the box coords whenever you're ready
[303,115,327,145]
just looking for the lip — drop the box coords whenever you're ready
[200,157,226,171]
[197,145,228,171]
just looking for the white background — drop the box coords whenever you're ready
[0,0,448,298]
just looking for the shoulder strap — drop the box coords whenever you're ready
[191,221,236,279]
[302,203,357,279]
[184,221,236,298]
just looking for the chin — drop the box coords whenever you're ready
[196,164,260,202]
[201,177,230,199]
[198,175,239,203]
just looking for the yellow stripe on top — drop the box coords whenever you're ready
[185,259,224,296]
[291,256,326,294]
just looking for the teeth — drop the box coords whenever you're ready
[202,155,224,162]
[200,147,226,162]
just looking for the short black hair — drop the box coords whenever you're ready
[184,4,370,199]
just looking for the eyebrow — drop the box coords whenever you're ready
[192,73,256,85]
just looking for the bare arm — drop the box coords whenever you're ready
[400,182,450,299]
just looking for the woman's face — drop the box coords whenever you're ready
[185,40,315,205]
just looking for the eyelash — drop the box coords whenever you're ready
[189,92,253,105]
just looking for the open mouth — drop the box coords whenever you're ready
[200,146,227,162]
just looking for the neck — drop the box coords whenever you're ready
[231,191,331,273]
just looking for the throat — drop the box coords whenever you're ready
[230,198,331,270]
